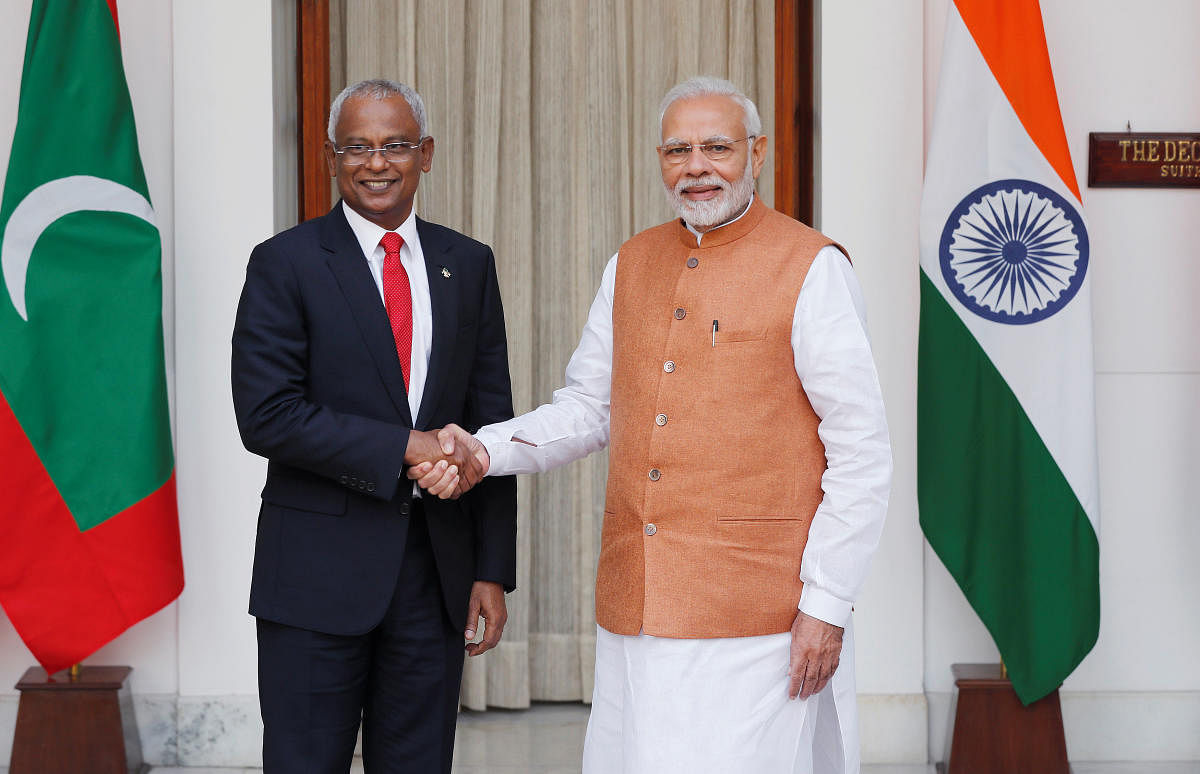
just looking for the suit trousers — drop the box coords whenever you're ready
[257,501,465,773]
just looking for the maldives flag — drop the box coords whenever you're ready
[918,0,1099,704]
[0,0,183,674]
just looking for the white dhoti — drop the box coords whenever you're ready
[582,622,858,774]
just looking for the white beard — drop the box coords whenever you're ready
[664,160,756,230]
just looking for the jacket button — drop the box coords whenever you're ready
[674,308,686,320]
[358,481,367,490]
[339,475,348,485]
[655,413,668,426]
[648,469,661,481]
[398,502,411,516]
[645,523,657,536]
[367,482,376,492]
[687,257,699,268]
[663,360,675,373]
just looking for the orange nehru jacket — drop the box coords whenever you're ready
[597,197,847,638]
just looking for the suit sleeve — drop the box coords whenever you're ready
[461,247,519,590]
[231,241,411,501]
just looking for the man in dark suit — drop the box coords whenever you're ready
[231,79,517,774]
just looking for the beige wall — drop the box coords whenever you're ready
[919,0,1200,761]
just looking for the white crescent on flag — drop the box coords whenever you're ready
[1,174,156,320]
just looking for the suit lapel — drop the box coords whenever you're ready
[414,217,459,429]
[319,205,414,426]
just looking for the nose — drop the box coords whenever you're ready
[365,148,390,171]
[682,146,714,176]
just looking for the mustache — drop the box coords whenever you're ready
[674,175,726,195]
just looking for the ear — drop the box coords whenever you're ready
[419,136,435,174]
[749,134,769,180]
[323,140,338,177]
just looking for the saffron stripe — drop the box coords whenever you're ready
[954,0,1081,199]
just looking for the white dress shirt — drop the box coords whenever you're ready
[342,202,436,495]
[476,221,891,628]
[341,201,433,422]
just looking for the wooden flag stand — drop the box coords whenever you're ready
[9,665,145,774]
[937,663,1069,774]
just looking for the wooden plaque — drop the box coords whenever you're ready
[1089,132,1200,188]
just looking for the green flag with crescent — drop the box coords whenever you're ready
[0,0,182,675]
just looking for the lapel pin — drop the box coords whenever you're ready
[441,267,452,278]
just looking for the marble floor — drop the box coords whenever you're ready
[5,703,1199,773]
[136,761,1200,773]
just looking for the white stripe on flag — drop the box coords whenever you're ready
[919,5,1099,526]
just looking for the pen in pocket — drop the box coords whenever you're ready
[712,319,718,347]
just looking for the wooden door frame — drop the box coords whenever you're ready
[296,1,815,224]
[297,0,330,222]
[774,0,815,225]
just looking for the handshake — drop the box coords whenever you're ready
[403,423,490,499]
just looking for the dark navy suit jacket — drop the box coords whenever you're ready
[231,203,517,635]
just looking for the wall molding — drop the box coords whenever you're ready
[859,693,929,764]
[927,690,1200,765]
[2,690,1198,766]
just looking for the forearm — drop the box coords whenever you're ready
[797,427,892,625]
[476,386,610,476]
[233,376,411,499]
[477,253,616,476]
[231,244,410,499]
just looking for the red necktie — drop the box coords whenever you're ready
[380,232,412,389]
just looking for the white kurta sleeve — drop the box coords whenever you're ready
[793,246,892,628]
[475,254,618,475]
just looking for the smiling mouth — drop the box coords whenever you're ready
[682,185,723,200]
[362,180,394,191]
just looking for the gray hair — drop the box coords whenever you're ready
[327,79,429,142]
[657,76,762,140]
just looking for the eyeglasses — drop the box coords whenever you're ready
[657,136,756,165]
[334,140,426,165]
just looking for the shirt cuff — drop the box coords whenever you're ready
[798,584,853,628]
[474,427,508,477]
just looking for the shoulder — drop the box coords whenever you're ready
[757,207,850,262]
[254,217,321,253]
[758,206,831,243]
[248,211,333,271]
[622,219,681,250]
[416,218,492,258]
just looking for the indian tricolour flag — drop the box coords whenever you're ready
[918,0,1099,705]
[0,0,183,674]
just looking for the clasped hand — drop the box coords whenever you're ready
[404,423,490,499]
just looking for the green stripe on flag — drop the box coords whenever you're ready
[0,0,171,531]
[918,271,1099,704]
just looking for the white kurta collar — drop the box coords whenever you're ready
[683,193,755,245]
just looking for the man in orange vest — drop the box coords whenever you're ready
[413,76,891,774]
